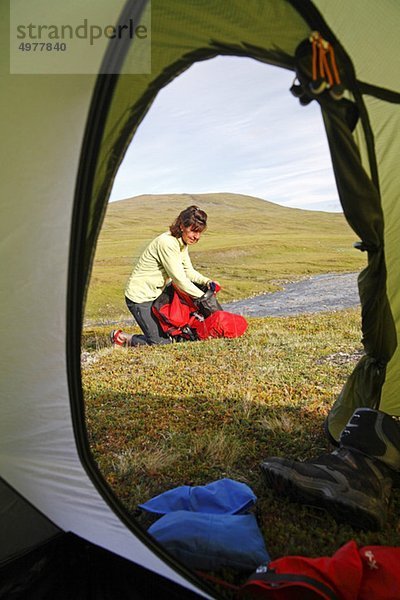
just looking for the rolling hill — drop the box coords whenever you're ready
[84,193,366,323]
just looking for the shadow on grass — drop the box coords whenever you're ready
[84,387,400,562]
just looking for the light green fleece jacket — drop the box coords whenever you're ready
[125,231,210,303]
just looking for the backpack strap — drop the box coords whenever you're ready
[243,571,339,599]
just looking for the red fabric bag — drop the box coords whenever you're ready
[194,311,248,340]
[240,541,362,600]
[358,546,400,600]
[152,284,248,341]
[157,286,192,330]
[152,284,200,339]
[241,542,400,599]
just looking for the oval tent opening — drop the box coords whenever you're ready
[81,54,366,584]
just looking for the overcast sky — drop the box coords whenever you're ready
[110,55,341,212]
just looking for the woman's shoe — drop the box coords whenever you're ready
[110,329,131,347]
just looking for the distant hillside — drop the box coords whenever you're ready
[85,193,365,323]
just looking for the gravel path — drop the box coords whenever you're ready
[222,272,360,317]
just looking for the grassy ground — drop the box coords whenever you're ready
[84,193,365,323]
[82,308,400,573]
[82,195,395,592]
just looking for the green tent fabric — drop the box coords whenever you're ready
[1,0,400,596]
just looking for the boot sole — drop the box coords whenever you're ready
[261,460,383,531]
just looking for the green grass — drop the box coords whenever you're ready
[84,193,366,323]
[82,309,400,569]
[81,194,395,590]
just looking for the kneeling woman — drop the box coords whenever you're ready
[111,205,218,346]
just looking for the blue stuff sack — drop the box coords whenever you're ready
[148,511,270,571]
[139,478,256,515]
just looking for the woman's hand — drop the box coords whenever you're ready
[208,280,221,293]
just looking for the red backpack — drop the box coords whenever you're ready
[240,541,400,600]
[152,284,248,342]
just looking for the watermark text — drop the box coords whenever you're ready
[10,1,151,74]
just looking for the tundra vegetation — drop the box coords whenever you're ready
[82,194,400,574]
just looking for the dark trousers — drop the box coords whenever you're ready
[125,296,171,346]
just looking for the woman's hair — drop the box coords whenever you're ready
[170,205,208,238]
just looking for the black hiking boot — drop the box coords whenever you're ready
[261,409,400,530]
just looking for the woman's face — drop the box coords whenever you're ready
[181,225,203,245]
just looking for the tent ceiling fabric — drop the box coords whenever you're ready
[312,0,400,419]
[1,0,400,595]
[367,95,400,414]
[313,0,400,93]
